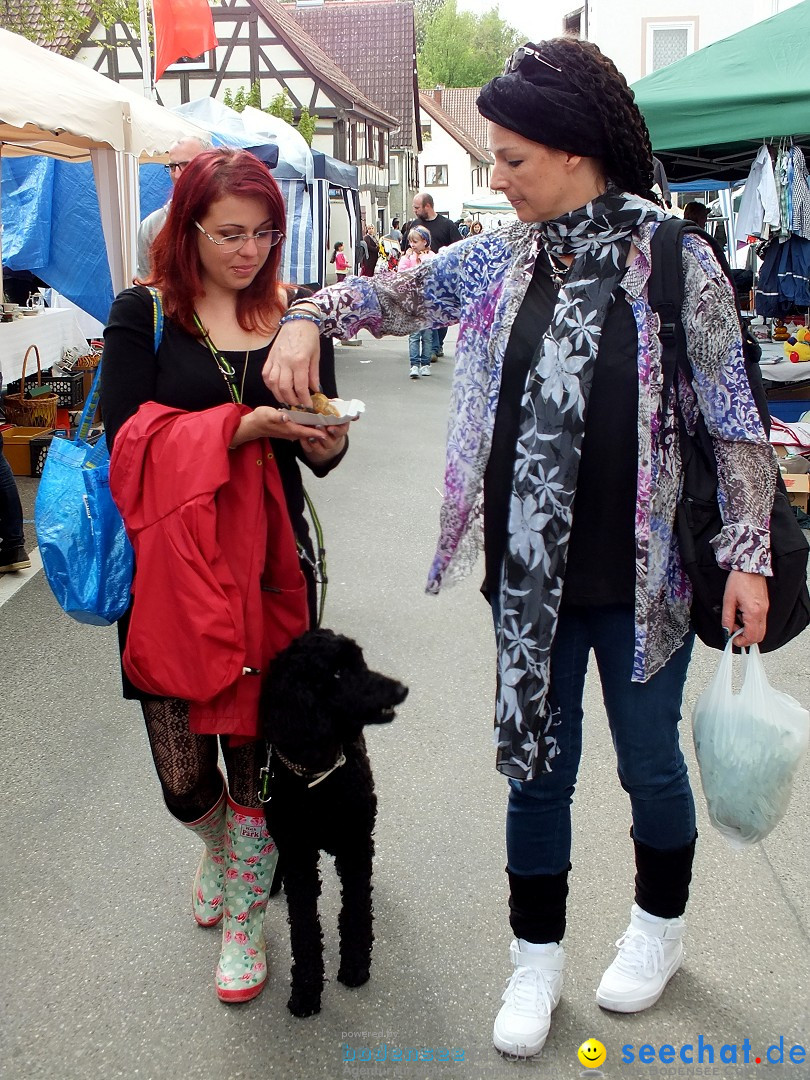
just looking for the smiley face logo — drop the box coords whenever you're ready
[577,1038,607,1069]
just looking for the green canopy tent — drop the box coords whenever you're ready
[632,0,810,183]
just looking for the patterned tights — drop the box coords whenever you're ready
[141,698,265,820]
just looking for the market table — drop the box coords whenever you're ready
[758,341,810,385]
[0,308,88,386]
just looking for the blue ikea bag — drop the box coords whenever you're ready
[35,362,133,625]
[35,289,163,625]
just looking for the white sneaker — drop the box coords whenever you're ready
[409,365,420,379]
[492,939,565,1058]
[420,366,431,376]
[596,904,685,1013]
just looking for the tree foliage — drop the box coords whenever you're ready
[412,0,445,52]
[222,83,314,145]
[417,0,523,88]
[296,106,316,147]
[0,0,141,48]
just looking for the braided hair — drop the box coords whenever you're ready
[538,38,655,200]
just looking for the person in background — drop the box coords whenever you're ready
[136,136,213,279]
[386,218,403,246]
[0,418,31,574]
[469,220,484,236]
[102,148,349,1005]
[360,225,379,277]
[404,193,463,359]
[652,155,671,208]
[682,201,709,230]
[331,241,349,282]
[398,225,436,379]
[260,37,775,1059]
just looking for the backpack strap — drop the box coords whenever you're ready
[649,217,693,403]
[650,218,758,404]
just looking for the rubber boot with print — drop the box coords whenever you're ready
[216,795,278,1003]
[178,772,227,928]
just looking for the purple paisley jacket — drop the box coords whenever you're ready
[308,220,777,682]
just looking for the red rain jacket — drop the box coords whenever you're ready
[110,402,308,740]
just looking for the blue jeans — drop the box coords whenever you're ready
[505,605,696,876]
[0,434,25,551]
[409,329,433,365]
[432,328,448,354]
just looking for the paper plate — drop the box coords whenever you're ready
[282,397,365,427]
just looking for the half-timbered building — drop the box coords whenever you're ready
[62,0,399,228]
[288,0,421,231]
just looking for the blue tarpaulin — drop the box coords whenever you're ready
[2,114,358,319]
[2,156,170,324]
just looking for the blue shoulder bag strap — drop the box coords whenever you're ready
[76,288,164,444]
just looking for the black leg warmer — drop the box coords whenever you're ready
[507,865,571,944]
[632,831,697,919]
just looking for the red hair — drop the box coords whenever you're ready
[143,148,287,336]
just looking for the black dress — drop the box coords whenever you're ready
[101,285,347,699]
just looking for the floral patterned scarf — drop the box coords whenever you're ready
[496,191,667,781]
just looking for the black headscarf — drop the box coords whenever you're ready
[477,42,608,157]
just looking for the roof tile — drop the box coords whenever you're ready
[419,90,491,163]
[424,86,489,156]
[287,0,419,150]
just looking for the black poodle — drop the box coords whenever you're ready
[261,628,408,1017]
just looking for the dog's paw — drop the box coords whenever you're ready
[287,989,322,1017]
[337,963,370,988]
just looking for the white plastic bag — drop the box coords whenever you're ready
[692,633,809,848]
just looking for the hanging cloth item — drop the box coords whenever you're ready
[774,143,791,242]
[789,146,810,241]
[735,145,781,244]
[755,235,810,316]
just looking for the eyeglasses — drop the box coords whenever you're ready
[194,220,285,252]
[503,45,562,76]
[165,161,192,173]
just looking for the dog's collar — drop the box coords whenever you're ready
[273,746,347,789]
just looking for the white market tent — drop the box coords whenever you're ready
[462,192,516,215]
[0,27,211,297]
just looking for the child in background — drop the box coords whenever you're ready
[331,242,349,282]
[398,226,436,379]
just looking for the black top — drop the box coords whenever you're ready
[403,214,463,253]
[101,286,346,695]
[483,254,639,607]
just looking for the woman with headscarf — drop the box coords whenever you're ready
[260,39,776,1056]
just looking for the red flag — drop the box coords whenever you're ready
[153,0,217,83]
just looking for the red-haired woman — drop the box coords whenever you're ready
[101,148,349,1003]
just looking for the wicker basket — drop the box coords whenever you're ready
[3,345,59,428]
[75,350,101,370]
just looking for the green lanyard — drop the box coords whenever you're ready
[193,317,328,627]
[194,313,242,404]
[300,487,327,628]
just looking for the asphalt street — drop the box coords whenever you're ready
[1,328,808,1080]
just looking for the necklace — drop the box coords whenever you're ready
[193,312,254,406]
[548,252,570,290]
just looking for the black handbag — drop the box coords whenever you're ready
[649,218,810,652]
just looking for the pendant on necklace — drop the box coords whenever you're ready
[549,254,569,289]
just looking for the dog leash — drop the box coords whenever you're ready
[258,746,346,802]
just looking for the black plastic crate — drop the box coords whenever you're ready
[6,368,85,408]
[28,428,101,478]
[29,432,55,478]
